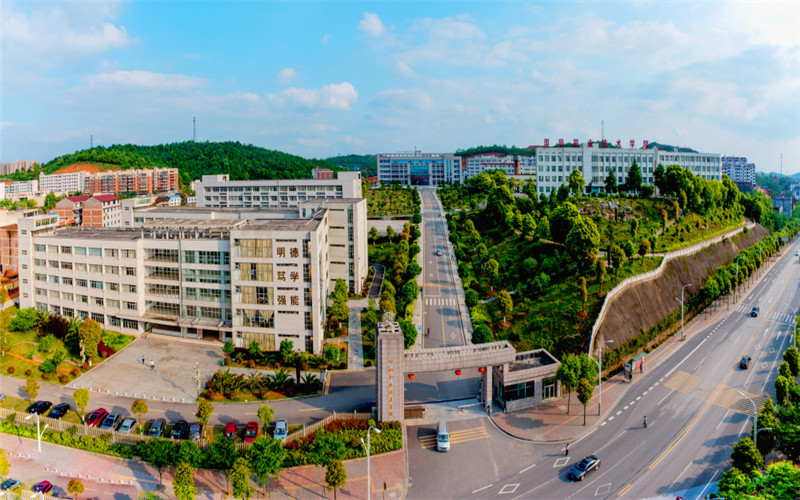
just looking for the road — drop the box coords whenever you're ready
[408,238,799,499]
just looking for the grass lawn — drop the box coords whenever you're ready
[366,187,417,216]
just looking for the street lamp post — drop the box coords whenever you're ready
[783,303,796,347]
[738,391,758,450]
[675,283,692,341]
[734,257,745,301]
[591,340,613,416]
[25,413,48,452]
[360,426,381,500]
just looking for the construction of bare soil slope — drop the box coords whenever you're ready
[596,224,770,349]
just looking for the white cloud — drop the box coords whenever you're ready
[321,34,331,45]
[344,135,366,146]
[277,68,298,85]
[311,124,338,134]
[297,138,328,147]
[370,89,434,113]
[268,82,358,110]
[184,52,204,60]
[85,71,207,90]
[358,12,387,38]
[395,61,418,79]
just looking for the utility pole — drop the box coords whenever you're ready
[90,134,93,148]
[193,117,196,142]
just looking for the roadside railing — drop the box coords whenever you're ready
[284,410,372,444]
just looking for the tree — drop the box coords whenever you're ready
[204,437,238,470]
[577,378,594,426]
[368,227,378,242]
[67,478,84,500]
[73,388,90,420]
[497,290,513,323]
[131,399,148,425]
[247,436,287,491]
[566,218,600,269]
[730,437,763,475]
[196,401,214,426]
[472,324,493,344]
[176,441,203,468]
[637,239,651,261]
[9,308,37,332]
[257,405,274,429]
[173,462,198,500]
[568,169,585,197]
[556,354,581,414]
[309,429,346,467]
[549,202,580,244]
[754,398,778,456]
[783,346,800,377]
[621,240,635,265]
[577,277,588,311]
[630,218,639,237]
[625,159,643,193]
[279,339,293,364]
[399,280,419,308]
[229,457,253,500]
[138,439,176,484]
[775,375,791,406]
[0,448,8,477]
[325,460,347,500]
[78,319,102,358]
[24,378,39,401]
[604,171,617,194]
[608,245,625,279]
[465,289,479,308]
[594,259,606,292]
[483,258,499,285]
[248,340,262,358]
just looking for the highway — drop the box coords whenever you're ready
[408,236,799,499]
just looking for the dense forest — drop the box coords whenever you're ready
[454,145,537,158]
[4,142,344,188]
[325,154,376,177]
[756,172,793,195]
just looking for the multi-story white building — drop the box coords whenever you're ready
[18,211,332,353]
[534,144,721,195]
[464,154,536,179]
[377,152,463,186]
[195,172,362,208]
[39,171,87,195]
[2,180,39,199]
[722,156,756,187]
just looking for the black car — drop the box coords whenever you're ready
[147,418,166,437]
[0,478,20,490]
[171,420,189,439]
[569,455,601,481]
[751,306,759,317]
[740,356,752,369]
[27,400,53,415]
[48,403,71,419]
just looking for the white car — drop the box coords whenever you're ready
[118,417,138,434]
[273,419,288,441]
[436,248,443,256]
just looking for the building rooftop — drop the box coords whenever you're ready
[507,349,559,373]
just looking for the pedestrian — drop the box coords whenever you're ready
[150,359,154,370]
[141,355,145,365]
[565,443,569,456]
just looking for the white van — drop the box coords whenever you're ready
[436,421,450,452]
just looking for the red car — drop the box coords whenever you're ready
[32,481,53,493]
[85,408,108,427]
[224,422,238,441]
[244,421,259,443]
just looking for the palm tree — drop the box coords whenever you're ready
[34,310,50,336]
[66,317,83,341]
[268,368,294,391]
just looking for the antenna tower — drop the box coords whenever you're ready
[90,135,93,148]
[193,117,196,142]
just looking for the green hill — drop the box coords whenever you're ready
[325,154,376,177]
[6,141,343,188]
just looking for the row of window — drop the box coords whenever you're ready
[35,275,138,293]
[205,185,342,193]
[34,245,136,259]
[34,260,136,275]
[35,303,140,330]
[34,289,138,310]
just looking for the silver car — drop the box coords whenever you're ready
[99,413,122,431]
[118,417,138,434]
[273,419,288,441]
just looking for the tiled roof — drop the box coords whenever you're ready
[66,195,90,202]
[92,194,119,202]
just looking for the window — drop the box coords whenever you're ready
[75,263,86,272]
[105,266,119,275]
[49,275,59,284]
[62,307,74,317]
[240,309,275,328]
[501,380,536,401]
[108,316,121,327]
[183,268,230,284]
[91,312,104,324]
[305,311,313,329]
[89,248,102,256]
[78,310,88,319]
[94,297,103,306]
[90,280,103,290]
[146,283,180,298]
[34,259,45,267]
[61,262,73,270]
[122,318,138,329]
[78,295,88,303]
[49,260,59,268]
[104,248,118,258]
[48,245,58,254]
[200,306,223,320]
[62,292,73,302]
[237,239,273,258]
[76,279,87,287]
[34,244,46,252]
[147,248,179,262]
[61,246,72,254]
[74,247,86,255]
[125,301,138,311]
[146,301,180,316]
[542,376,558,400]
[35,287,46,296]
[237,263,273,282]
[124,267,136,277]
[239,286,273,305]
[121,249,136,259]
[107,282,119,291]
[106,299,120,309]
[62,277,73,285]
[89,264,102,273]
[126,284,137,293]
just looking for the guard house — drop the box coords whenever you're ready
[493,349,561,412]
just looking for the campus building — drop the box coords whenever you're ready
[1,180,39,199]
[464,154,536,179]
[534,143,721,196]
[377,152,463,186]
[722,156,756,188]
[18,211,332,354]
[54,194,122,227]
[39,171,87,195]
[195,172,362,208]
[39,168,179,196]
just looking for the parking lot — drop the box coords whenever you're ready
[69,334,224,403]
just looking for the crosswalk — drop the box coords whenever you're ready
[664,370,767,415]
[418,425,489,449]
[733,304,794,323]
[424,297,457,306]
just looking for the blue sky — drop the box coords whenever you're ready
[2,1,799,174]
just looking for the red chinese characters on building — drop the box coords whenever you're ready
[602,139,607,148]
[544,138,550,147]
[573,139,579,147]
[558,138,564,146]
[616,140,622,148]
[630,140,635,148]
[588,139,594,147]
[643,140,649,148]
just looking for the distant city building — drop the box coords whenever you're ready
[39,168,179,196]
[722,156,756,187]
[1,180,39,199]
[464,154,536,179]
[311,167,334,180]
[39,171,87,195]
[0,160,37,175]
[167,195,182,207]
[772,194,793,215]
[377,152,463,186]
[195,172,362,208]
[534,143,721,195]
[54,194,121,227]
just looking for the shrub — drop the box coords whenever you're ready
[42,372,52,380]
[24,368,32,376]
[39,359,57,373]
[97,341,115,358]
[6,366,14,374]
[247,359,256,369]
[59,374,68,383]
[71,368,79,377]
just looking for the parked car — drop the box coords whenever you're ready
[27,400,53,415]
[224,422,238,441]
[0,479,20,491]
[740,356,752,369]
[0,393,5,402]
[32,480,53,493]
[436,248,443,256]
[273,419,288,441]
[751,306,760,317]
[118,417,138,434]
[99,413,122,431]
[85,408,109,427]
[244,421,259,443]
[147,418,166,437]
[171,420,189,440]
[48,403,71,419]
[188,422,203,441]
[569,455,601,481]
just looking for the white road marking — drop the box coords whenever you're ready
[498,483,519,494]
[518,464,536,474]
[657,392,671,406]
[553,457,569,468]
[472,484,492,494]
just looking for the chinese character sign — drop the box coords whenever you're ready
[573,138,579,147]
[291,296,299,306]
[290,271,299,282]
[588,139,593,147]
[643,140,649,148]
[277,248,285,258]
[277,271,286,281]
[558,138,564,146]
[290,248,299,258]
[616,140,622,148]
[278,295,286,305]
[630,140,635,148]
[544,138,550,147]
[602,139,607,148]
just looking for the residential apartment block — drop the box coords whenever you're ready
[0,160,37,175]
[377,152,463,186]
[534,144,721,195]
[1,180,39,199]
[39,171,87,194]
[722,156,756,187]
[195,172,362,208]
[19,211,332,354]
[464,154,536,179]
[54,195,122,227]
[39,168,179,196]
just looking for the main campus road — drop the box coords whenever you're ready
[409,237,800,499]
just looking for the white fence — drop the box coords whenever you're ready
[588,222,749,356]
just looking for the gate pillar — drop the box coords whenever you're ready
[376,322,405,423]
